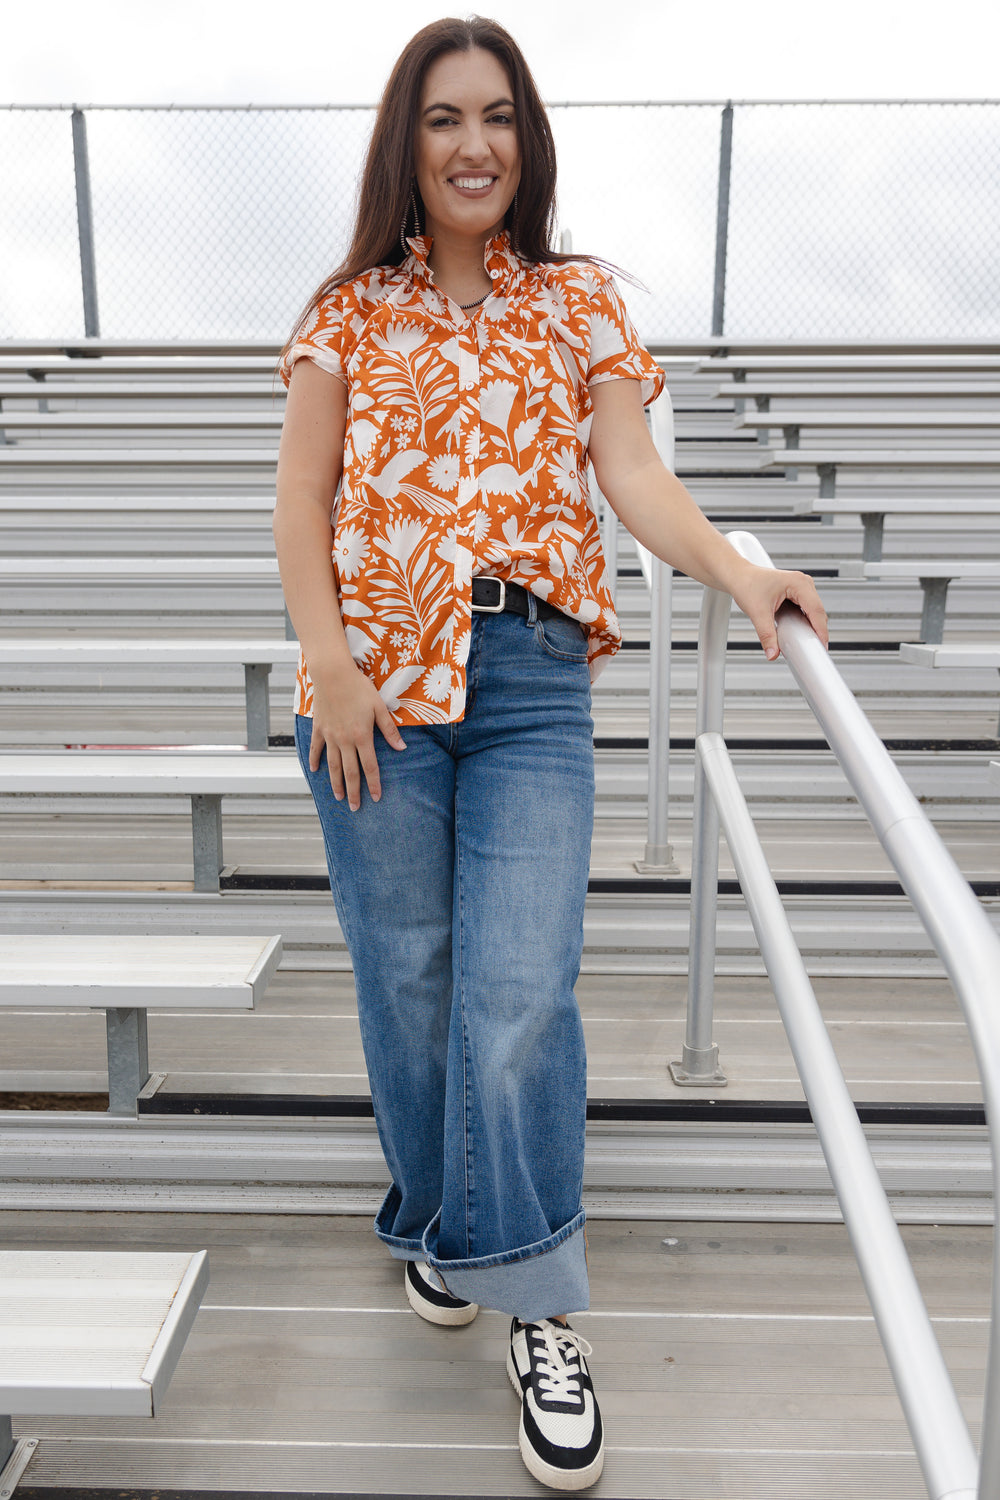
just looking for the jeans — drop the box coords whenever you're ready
[295,598,595,1320]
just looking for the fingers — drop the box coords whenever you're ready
[782,572,830,649]
[311,697,406,813]
[373,701,407,752]
[742,568,829,661]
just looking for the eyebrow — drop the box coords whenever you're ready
[422,97,515,117]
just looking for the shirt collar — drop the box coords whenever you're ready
[403,230,523,295]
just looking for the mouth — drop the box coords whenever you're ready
[448,174,499,197]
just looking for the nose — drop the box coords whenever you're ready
[458,120,490,162]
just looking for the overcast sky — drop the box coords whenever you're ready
[4,0,999,105]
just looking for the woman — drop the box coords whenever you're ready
[274,16,827,1491]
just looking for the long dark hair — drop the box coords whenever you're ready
[280,16,586,363]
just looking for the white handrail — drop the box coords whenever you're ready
[684,529,1000,1499]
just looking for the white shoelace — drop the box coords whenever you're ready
[528,1320,594,1405]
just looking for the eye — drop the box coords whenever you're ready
[488,112,514,126]
[428,114,456,129]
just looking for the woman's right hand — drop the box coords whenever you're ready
[309,661,406,811]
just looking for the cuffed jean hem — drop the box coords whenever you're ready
[375,1187,589,1320]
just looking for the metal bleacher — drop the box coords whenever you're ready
[1,342,999,1498]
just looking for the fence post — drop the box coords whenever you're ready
[71,107,100,337]
[711,102,734,339]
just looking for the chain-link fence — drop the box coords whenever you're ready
[1,101,997,341]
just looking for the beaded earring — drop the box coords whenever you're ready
[399,184,422,255]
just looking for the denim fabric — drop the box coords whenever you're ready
[295,601,595,1320]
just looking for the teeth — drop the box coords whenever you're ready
[452,176,494,189]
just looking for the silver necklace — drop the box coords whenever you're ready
[459,289,490,309]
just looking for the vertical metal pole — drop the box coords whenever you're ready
[862,514,886,563]
[919,577,950,643]
[191,794,224,891]
[637,558,677,871]
[636,391,678,873]
[0,1414,13,1470]
[670,585,730,1085]
[71,108,100,337]
[711,103,734,339]
[244,663,272,750]
[106,1007,149,1116]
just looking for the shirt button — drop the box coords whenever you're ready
[489,269,499,278]
[464,381,475,390]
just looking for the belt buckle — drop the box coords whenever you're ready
[472,577,506,613]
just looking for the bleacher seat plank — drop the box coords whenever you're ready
[2,640,300,749]
[1,933,282,1008]
[810,497,1000,561]
[763,447,1000,499]
[715,381,1000,401]
[0,1247,208,1424]
[739,410,1000,433]
[0,411,286,430]
[0,934,281,1114]
[900,642,1000,733]
[0,356,279,378]
[0,753,304,890]
[695,353,1000,375]
[841,560,1000,642]
[0,381,285,401]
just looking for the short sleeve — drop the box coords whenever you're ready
[585,271,665,408]
[278,291,348,389]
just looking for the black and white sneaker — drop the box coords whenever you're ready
[404,1259,479,1326]
[507,1318,604,1491]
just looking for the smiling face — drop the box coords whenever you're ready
[413,47,521,250]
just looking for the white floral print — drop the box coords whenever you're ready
[333,524,369,582]
[280,231,664,723]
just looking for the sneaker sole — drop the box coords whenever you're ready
[506,1347,605,1491]
[405,1267,479,1327]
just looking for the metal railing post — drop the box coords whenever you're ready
[636,557,677,871]
[71,107,100,337]
[670,583,730,1084]
[711,102,734,339]
[636,390,679,874]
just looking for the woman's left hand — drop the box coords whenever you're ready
[732,565,829,661]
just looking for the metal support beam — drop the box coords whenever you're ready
[105,1007,149,1117]
[711,103,734,338]
[191,794,224,892]
[783,424,800,482]
[0,1435,37,1496]
[0,1416,13,1472]
[636,558,677,873]
[244,663,272,750]
[818,464,837,498]
[919,577,950,643]
[671,582,729,1086]
[862,513,885,563]
[70,108,100,338]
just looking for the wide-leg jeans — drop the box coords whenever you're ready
[295,600,595,1321]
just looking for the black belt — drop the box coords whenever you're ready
[470,576,562,622]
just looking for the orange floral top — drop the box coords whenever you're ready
[279,230,664,724]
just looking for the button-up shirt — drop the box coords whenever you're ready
[279,231,664,724]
